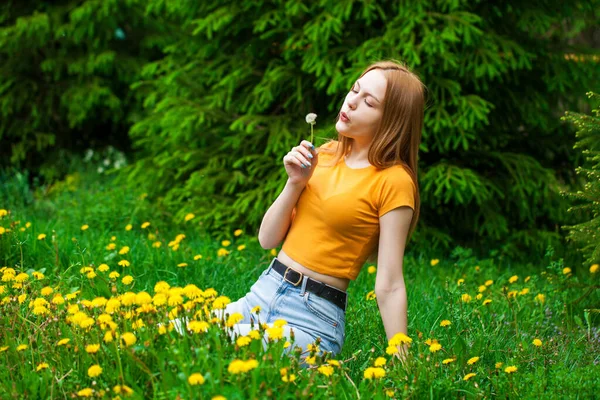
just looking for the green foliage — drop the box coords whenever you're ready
[1,170,599,398]
[0,0,157,176]
[119,0,600,260]
[561,92,600,266]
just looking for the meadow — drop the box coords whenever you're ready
[0,168,599,399]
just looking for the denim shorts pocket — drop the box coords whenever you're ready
[302,292,339,328]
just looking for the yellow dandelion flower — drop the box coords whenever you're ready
[211,296,231,310]
[495,362,503,368]
[509,275,518,284]
[237,244,246,251]
[463,373,477,381]
[57,338,70,346]
[457,278,464,286]
[478,285,487,293]
[236,336,252,347]
[483,299,492,305]
[533,338,542,347]
[562,267,572,275]
[305,355,316,365]
[374,357,386,367]
[31,271,44,280]
[85,344,100,354]
[318,365,334,377]
[188,373,205,385]
[461,294,472,303]
[141,222,150,229]
[442,358,455,364]
[125,224,132,231]
[368,266,377,274]
[485,280,493,286]
[110,235,116,241]
[151,241,161,248]
[440,320,451,327]
[590,264,599,274]
[430,259,439,266]
[113,385,134,396]
[251,305,261,314]
[266,327,284,341]
[281,373,296,382]
[227,312,244,327]
[109,271,120,280]
[118,260,130,267]
[508,290,518,298]
[87,364,102,377]
[430,343,442,352]
[106,243,116,250]
[386,390,395,397]
[234,229,243,236]
[221,240,231,247]
[81,224,89,231]
[16,344,27,351]
[0,209,7,217]
[119,246,130,255]
[270,249,277,257]
[389,332,412,346]
[328,359,340,367]
[77,388,94,397]
[36,362,49,371]
[40,286,53,296]
[366,290,376,300]
[467,356,480,365]
[37,233,46,240]
[188,320,210,333]
[184,213,195,222]
[103,331,113,343]
[535,293,545,304]
[519,288,530,295]
[505,365,518,374]
[177,263,188,268]
[217,248,230,257]
[194,254,203,260]
[476,293,483,300]
[248,330,261,340]
[228,359,259,374]
[120,332,136,347]
[18,293,27,304]
[122,275,134,285]
[273,319,287,328]
[364,367,386,379]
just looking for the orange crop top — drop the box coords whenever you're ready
[281,141,416,280]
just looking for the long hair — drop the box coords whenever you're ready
[319,60,425,260]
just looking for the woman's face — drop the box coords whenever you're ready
[335,69,387,143]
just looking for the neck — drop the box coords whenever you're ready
[345,138,371,163]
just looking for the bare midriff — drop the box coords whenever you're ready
[276,249,350,292]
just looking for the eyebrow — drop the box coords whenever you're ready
[355,80,381,103]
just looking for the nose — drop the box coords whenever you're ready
[347,95,358,110]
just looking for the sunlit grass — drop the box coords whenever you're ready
[0,170,599,398]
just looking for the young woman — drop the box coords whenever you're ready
[177,60,424,363]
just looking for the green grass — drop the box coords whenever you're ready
[0,168,599,399]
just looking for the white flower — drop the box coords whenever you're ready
[103,158,111,166]
[305,113,317,125]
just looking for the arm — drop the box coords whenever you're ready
[258,179,304,249]
[375,206,414,358]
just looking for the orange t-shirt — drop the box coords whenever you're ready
[281,141,416,280]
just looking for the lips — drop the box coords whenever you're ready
[340,112,350,122]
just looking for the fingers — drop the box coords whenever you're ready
[285,141,316,169]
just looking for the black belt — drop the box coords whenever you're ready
[271,258,347,312]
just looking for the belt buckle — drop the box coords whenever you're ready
[283,267,303,286]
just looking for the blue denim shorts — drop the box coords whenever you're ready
[222,257,346,357]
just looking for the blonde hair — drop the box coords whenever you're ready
[319,60,425,261]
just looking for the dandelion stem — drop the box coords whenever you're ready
[114,340,125,384]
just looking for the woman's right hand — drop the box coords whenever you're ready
[283,140,318,186]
